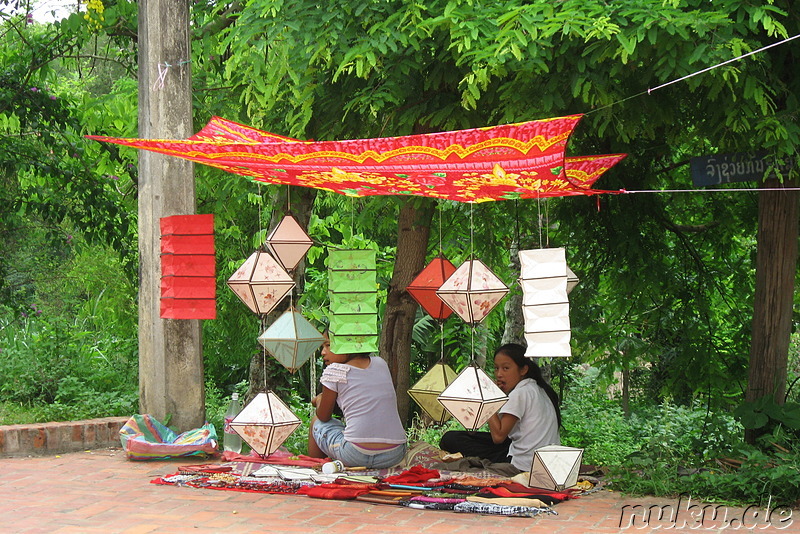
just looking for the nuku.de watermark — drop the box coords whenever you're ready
[619,494,793,530]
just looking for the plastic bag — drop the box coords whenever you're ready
[119,414,218,461]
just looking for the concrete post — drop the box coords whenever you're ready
[137,0,205,431]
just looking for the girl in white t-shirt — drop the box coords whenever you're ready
[307,332,407,468]
[439,343,561,471]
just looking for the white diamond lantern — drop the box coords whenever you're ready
[519,248,571,358]
[437,364,508,430]
[436,259,508,326]
[227,250,295,315]
[230,391,302,457]
[258,308,325,374]
[528,445,584,491]
[266,214,313,271]
[408,361,457,424]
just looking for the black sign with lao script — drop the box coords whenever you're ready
[690,151,795,187]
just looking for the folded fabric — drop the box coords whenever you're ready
[298,483,372,500]
[491,482,576,500]
[221,449,328,467]
[409,496,466,504]
[467,495,548,508]
[478,486,566,504]
[453,501,554,517]
[381,465,440,484]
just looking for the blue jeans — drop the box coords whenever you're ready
[312,418,406,469]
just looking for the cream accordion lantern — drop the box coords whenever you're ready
[229,391,302,457]
[407,360,457,424]
[436,259,508,326]
[227,250,295,315]
[265,214,313,272]
[257,308,325,374]
[519,248,572,358]
[327,249,379,354]
[528,445,584,491]
[437,364,508,430]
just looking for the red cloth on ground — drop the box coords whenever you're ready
[221,449,328,466]
[381,465,440,484]
[488,483,575,500]
[298,483,373,500]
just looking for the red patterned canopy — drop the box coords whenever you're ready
[87,115,625,203]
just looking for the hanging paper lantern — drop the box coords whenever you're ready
[328,249,378,354]
[406,256,456,321]
[230,391,302,457]
[408,361,457,424]
[257,309,325,373]
[528,445,584,491]
[265,213,313,271]
[437,364,508,431]
[159,214,216,320]
[518,248,571,358]
[436,259,508,326]
[566,265,580,294]
[227,250,295,315]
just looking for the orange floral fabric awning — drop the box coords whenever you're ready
[87,115,625,203]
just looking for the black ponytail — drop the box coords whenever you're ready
[495,343,562,427]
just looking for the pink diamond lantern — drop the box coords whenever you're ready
[437,364,508,430]
[227,250,295,314]
[407,256,456,321]
[436,259,508,326]
[230,391,302,457]
[266,214,313,271]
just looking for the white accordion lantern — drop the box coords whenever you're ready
[519,248,572,358]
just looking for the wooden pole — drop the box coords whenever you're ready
[138,0,205,431]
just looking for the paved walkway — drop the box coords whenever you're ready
[1,448,796,533]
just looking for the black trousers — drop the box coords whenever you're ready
[439,430,512,464]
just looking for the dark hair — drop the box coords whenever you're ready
[495,343,562,426]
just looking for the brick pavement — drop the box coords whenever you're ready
[0,449,796,534]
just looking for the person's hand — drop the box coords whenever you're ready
[311,393,321,407]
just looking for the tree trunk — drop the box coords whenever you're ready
[379,198,435,424]
[138,0,204,431]
[745,178,799,443]
[502,230,525,345]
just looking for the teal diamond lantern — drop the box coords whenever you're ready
[258,308,325,374]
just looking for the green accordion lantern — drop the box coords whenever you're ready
[327,249,378,354]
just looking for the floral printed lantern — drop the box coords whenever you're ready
[408,361,457,424]
[227,250,295,315]
[519,248,571,358]
[230,391,302,457]
[258,308,325,373]
[528,445,584,491]
[406,256,456,321]
[436,259,508,326]
[265,214,313,272]
[437,364,508,431]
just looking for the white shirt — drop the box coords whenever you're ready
[320,357,406,444]
[499,378,561,471]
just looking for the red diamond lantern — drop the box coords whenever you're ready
[407,256,456,321]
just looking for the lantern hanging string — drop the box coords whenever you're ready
[621,186,800,194]
[585,32,800,115]
[536,194,543,249]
